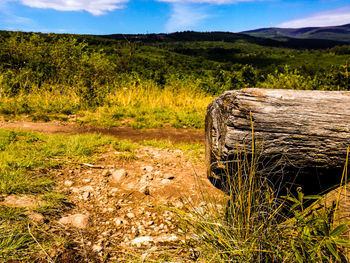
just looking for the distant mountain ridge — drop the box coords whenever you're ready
[241,24,350,43]
[98,30,347,49]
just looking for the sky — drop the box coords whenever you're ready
[1,0,350,34]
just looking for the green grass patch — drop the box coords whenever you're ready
[0,129,117,260]
[0,130,114,194]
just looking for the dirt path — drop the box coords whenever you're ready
[0,120,222,262]
[0,121,205,144]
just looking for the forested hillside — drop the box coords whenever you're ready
[0,30,350,128]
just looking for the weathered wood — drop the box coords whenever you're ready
[205,88,350,194]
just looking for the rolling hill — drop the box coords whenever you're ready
[241,23,350,43]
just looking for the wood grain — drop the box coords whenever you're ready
[205,88,350,194]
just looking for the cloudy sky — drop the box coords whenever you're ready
[1,0,350,34]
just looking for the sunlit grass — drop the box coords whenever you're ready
[0,82,213,129]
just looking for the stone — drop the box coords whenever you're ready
[64,180,74,187]
[142,166,154,173]
[70,187,80,194]
[82,191,90,200]
[153,234,179,243]
[114,217,126,226]
[3,195,40,208]
[26,212,45,223]
[82,178,91,184]
[131,236,153,246]
[92,244,103,253]
[80,186,94,192]
[110,169,128,185]
[102,170,112,177]
[58,214,90,229]
[161,179,171,184]
[140,186,150,195]
[126,212,135,219]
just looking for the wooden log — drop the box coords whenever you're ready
[205,88,350,194]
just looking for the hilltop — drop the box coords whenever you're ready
[241,23,350,44]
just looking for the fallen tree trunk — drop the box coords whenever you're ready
[205,88,350,194]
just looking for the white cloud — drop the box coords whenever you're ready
[20,0,128,15]
[278,6,350,28]
[165,3,209,32]
[159,0,260,4]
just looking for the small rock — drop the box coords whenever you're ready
[70,187,80,194]
[82,178,91,184]
[58,214,90,229]
[126,212,135,219]
[3,195,40,208]
[142,166,154,173]
[82,191,90,200]
[153,234,179,243]
[114,217,125,226]
[80,186,94,192]
[165,175,175,180]
[64,180,74,187]
[102,230,111,237]
[92,244,103,253]
[131,236,153,246]
[161,179,171,184]
[26,212,45,223]
[110,169,128,185]
[140,186,150,195]
[102,170,112,177]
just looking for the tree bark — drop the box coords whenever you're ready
[205,88,350,194]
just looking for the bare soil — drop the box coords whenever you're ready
[1,120,348,262]
[0,120,221,262]
[0,121,204,144]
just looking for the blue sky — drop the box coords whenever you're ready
[1,0,350,34]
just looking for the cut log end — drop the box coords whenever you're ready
[205,88,350,195]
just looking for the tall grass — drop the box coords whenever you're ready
[178,135,350,262]
[0,80,213,129]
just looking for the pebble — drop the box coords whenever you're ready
[114,217,125,226]
[131,236,153,246]
[142,166,154,173]
[92,245,103,253]
[82,191,90,200]
[82,178,91,184]
[126,212,135,219]
[3,195,39,208]
[70,187,80,194]
[80,186,94,192]
[161,179,171,184]
[26,212,45,223]
[110,169,128,185]
[58,213,90,229]
[140,186,150,195]
[64,180,74,187]
[102,170,111,177]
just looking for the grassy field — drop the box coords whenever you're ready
[0,30,349,262]
[0,84,212,129]
[0,129,349,262]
